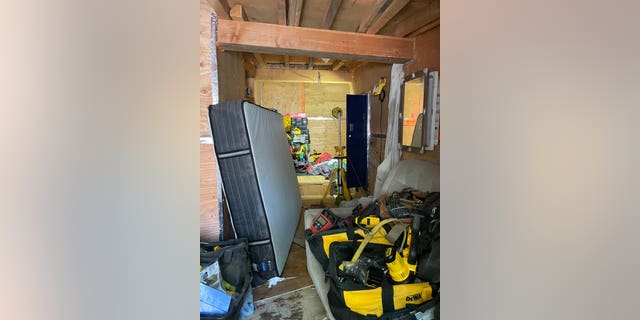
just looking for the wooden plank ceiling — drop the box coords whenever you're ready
[210,0,439,72]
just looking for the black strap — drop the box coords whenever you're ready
[381,281,394,313]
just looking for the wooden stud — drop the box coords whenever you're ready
[406,18,440,38]
[332,60,345,71]
[287,0,304,26]
[277,0,287,25]
[254,53,265,67]
[320,0,342,29]
[351,61,368,71]
[308,57,314,70]
[217,20,413,63]
[207,0,230,20]
[393,13,440,37]
[284,55,290,69]
[358,0,410,34]
[229,4,247,21]
[229,5,265,68]
[243,52,258,66]
[255,69,351,83]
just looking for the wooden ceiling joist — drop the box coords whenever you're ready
[321,0,343,29]
[284,55,290,68]
[308,57,314,70]
[287,0,304,26]
[256,69,351,83]
[217,20,413,64]
[358,0,410,34]
[208,0,230,19]
[253,53,265,66]
[332,60,346,71]
[392,9,439,37]
[229,4,247,21]
[407,18,440,38]
[277,0,287,25]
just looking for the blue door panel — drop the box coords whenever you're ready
[346,94,368,189]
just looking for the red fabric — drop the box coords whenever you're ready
[315,153,333,164]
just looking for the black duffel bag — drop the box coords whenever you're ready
[200,239,253,320]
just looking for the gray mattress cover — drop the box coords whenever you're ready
[209,101,301,282]
[243,103,302,275]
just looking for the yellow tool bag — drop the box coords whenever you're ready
[325,240,436,319]
[305,222,395,270]
[320,218,434,319]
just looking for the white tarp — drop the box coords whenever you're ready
[374,64,404,196]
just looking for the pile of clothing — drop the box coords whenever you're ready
[307,152,345,177]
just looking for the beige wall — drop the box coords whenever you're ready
[255,70,352,155]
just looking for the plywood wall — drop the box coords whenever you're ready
[259,82,304,114]
[307,119,347,155]
[200,0,219,242]
[200,0,214,138]
[200,143,219,242]
[255,77,352,155]
[304,83,351,117]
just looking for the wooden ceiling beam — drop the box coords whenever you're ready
[320,0,342,29]
[351,61,368,71]
[256,69,351,83]
[253,53,265,67]
[277,0,287,25]
[229,5,265,67]
[332,60,345,71]
[217,20,413,63]
[207,0,230,20]
[358,0,410,34]
[229,4,247,21]
[406,18,440,38]
[287,0,304,26]
[393,13,439,37]
[284,55,290,68]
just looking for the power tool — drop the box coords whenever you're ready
[310,208,342,234]
[385,215,421,284]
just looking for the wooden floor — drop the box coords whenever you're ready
[253,242,313,301]
[247,175,368,318]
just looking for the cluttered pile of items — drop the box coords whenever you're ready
[305,188,440,319]
[283,113,311,173]
[200,239,255,319]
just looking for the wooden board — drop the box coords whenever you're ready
[201,0,220,242]
[217,50,246,102]
[307,119,346,155]
[297,175,327,184]
[304,83,351,117]
[217,19,413,63]
[256,68,352,83]
[200,143,220,242]
[352,63,392,134]
[257,81,305,113]
[377,0,439,36]
[201,0,215,137]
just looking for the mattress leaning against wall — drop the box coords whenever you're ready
[209,100,302,286]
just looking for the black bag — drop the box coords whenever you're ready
[200,239,252,320]
[325,241,436,320]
